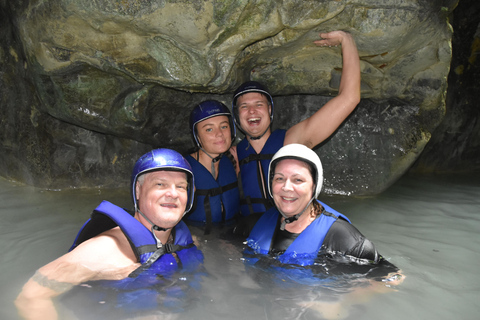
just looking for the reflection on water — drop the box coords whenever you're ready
[1,172,480,320]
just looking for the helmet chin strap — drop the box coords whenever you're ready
[199,147,223,178]
[248,126,270,141]
[137,208,170,248]
[279,198,315,231]
[244,126,270,151]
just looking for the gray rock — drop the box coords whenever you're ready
[0,0,459,194]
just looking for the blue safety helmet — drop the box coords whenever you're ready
[189,100,236,148]
[232,81,274,132]
[131,148,195,215]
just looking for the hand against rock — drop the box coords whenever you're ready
[314,30,352,48]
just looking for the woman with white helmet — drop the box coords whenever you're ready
[246,144,388,266]
[184,100,240,233]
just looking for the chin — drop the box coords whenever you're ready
[216,146,228,153]
[158,212,184,224]
[277,207,298,217]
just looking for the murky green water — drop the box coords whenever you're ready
[1,172,479,319]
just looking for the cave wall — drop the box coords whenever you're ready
[1,0,469,195]
[411,0,480,173]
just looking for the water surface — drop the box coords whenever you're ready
[1,172,479,319]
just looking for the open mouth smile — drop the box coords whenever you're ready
[247,117,261,124]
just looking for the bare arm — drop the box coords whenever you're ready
[301,271,404,319]
[15,230,140,320]
[285,31,361,148]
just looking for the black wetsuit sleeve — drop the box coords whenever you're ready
[322,218,380,263]
[320,218,399,279]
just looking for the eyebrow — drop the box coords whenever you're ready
[200,120,229,128]
[150,177,188,185]
[149,177,168,183]
[273,172,305,178]
[240,99,267,105]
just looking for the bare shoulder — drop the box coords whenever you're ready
[36,227,138,284]
[72,227,136,265]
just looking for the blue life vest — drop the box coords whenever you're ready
[70,200,203,277]
[63,201,205,317]
[246,200,351,266]
[184,154,239,227]
[237,129,286,216]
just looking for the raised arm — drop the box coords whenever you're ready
[285,31,361,148]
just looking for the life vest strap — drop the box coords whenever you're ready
[128,243,194,278]
[194,181,238,234]
[239,153,273,166]
[195,181,237,197]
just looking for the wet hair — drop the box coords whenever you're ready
[302,160,314,180]
[258,92,272,106]
[312,200,325,217]
[225,149,238,173]
[296,160,322,217]
[137,173,145,185]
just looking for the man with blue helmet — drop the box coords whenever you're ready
[231,31,361,232]
[185,100,240,233]
[16,149,204,320]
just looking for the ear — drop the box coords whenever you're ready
[196,133,203,148]
[135,181,141,204]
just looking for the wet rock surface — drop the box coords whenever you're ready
[2,0,475,195]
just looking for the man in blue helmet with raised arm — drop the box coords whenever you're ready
[231,31,361,234]
[16,149,204,320]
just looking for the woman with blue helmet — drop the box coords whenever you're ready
[184,100,240,233]
[16,149,205,319]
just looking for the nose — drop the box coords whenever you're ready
[282,179,293,191]
[215,127,224,137]
[165,184,179,198]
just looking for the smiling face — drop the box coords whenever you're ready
[236,92,271,137]
[196,115,232,155]
[135,170,189,230]
[271,159,314,217]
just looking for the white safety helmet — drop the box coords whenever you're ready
[268,144,323,199]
